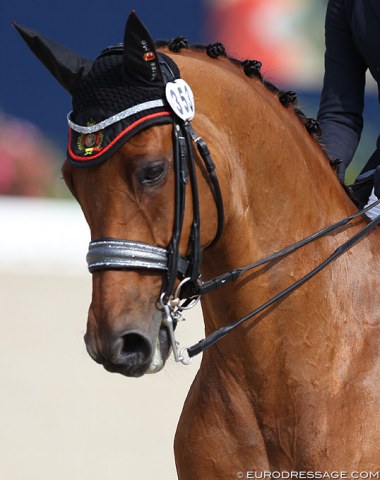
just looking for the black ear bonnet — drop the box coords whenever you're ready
[14,12,181,167]
[67,48,180,166]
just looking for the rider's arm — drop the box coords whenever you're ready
[317,0,367,177]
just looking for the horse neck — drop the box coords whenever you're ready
[195,71,364,374]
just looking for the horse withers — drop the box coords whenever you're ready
[16,12,380,477]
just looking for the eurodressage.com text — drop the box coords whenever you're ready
[236,471,380,479]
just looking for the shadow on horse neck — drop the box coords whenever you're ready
[165,50,380,474]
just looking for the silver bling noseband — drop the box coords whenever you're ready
[87,239,190,275]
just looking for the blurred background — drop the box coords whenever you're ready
[0,1,378,479]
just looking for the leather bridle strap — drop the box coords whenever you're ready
[186,123,224,249]
[82,53,226,305]
[183,123,202,285]
[86,121,225,298]
[164,121,225,298]
[186,202,380,358]
[164,123,188,297]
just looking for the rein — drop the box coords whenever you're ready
[197,199,380,295]
[154,194,380,363]
[185,201,380,359]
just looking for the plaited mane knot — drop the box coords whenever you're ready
[305,118,321,136]
[168,36,188,52]
[279,90,297,107]
[206,42,226,58]
[242,59,263,79]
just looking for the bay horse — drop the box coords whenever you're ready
[16,12,380,478]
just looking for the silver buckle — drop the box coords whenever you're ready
[158,279,201,366]
[161,301,192,365]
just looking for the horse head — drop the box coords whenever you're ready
[15,12,222,377]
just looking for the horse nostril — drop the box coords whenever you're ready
[116,333,153,365]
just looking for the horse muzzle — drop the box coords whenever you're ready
[84,323,172,377]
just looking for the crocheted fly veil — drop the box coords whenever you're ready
[14,12,180,167]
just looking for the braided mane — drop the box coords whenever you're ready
[156,36,360,201]
[156,36,324,150]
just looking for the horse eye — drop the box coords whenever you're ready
[139,162,166,186]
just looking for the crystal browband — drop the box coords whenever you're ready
[67,99,165,134]
[87,238,189,275]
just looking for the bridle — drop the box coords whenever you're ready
[86,120,224,283]
[86,114,225,363]
[85,56,380,366]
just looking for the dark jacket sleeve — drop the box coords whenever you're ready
[317,0,367,173]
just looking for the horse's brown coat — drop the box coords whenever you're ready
[63,49,380,476]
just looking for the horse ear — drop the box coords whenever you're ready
[13,22,93,93]
[123,11,164,86]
